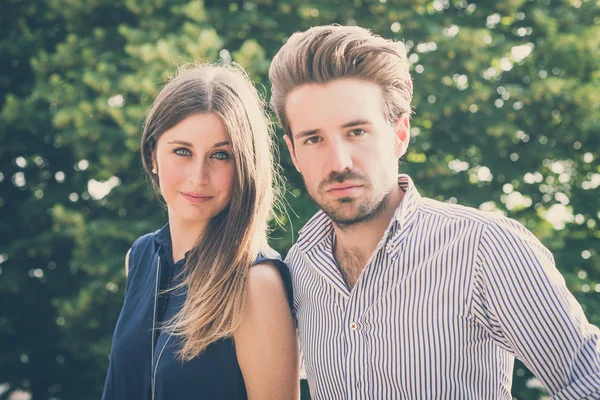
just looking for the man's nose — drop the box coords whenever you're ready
[326,140,354,174]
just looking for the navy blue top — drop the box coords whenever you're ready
[102,224,292,400]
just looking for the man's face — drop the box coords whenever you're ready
[284,78,409,227]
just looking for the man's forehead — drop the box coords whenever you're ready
[286,79,384,134]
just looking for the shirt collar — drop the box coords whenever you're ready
[153,223,195,265]
[392,174,421,234]
[153,223,172,251]
[297,174,421,254]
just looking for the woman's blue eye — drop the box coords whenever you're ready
[174,148,191,156]
[212,151,230,160]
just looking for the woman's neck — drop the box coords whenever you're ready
[167,209,207,263]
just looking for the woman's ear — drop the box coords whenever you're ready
[151,152,158,175]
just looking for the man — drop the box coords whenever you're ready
[269,25,600,399]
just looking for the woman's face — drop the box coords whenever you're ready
[153,112,235,229]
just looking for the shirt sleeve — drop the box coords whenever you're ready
[284,246,307,381]
[470,217,600,399]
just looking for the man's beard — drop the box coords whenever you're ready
[306,170,391,229]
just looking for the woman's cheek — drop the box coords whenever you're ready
[220,164,236,199]
[158,160,185,202]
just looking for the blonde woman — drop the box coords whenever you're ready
[102,64,299,399]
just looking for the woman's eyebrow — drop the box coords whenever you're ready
[212,141,231,148]
[166,140,231,148]
[167,140,193,146]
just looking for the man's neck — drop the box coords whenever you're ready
[332,185,404,288]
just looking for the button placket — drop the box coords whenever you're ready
[345,306,368,399]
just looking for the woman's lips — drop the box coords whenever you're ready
[181,192,213,204]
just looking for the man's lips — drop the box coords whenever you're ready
[326,184,363,198]
[327,184,362,191]
[181,192,213,204]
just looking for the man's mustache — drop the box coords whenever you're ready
[319,170,367,189]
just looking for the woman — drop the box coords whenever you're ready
[102,64,299,399]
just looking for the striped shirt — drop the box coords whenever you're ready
[285,175,600,399]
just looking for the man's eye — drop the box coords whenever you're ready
[211,151,230,160]
[304,136,322,145]
[174,148,191,156]
[349,129,366,137]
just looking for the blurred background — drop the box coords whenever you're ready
[1,0,599,399]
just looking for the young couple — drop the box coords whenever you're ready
[102,25,600,399]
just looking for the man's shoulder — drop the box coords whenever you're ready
[419,196,507,227]
[419,197,544,250]
[297,209,330,236]
[283,242,305,268]
[284,210,332,257]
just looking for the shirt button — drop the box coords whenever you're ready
[356,380,362,389]
[350,322,358,331]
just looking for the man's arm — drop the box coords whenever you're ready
[470,217,600,398]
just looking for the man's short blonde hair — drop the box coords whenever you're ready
[269,24,413,138]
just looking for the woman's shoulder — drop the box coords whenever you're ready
[129,231,157,259]
[253,246,283,265]
[252,246,293,306]
[126,228,163,276]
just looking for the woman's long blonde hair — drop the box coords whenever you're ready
[141,63,280,360]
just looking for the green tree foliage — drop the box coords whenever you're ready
[1,0,598,398]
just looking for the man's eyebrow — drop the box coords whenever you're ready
[341,119,372,129]
[293,129,321,139]
[292,120,372,139]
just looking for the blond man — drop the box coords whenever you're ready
[269,25,600,399]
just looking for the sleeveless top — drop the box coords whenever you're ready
[101,224,293,400]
